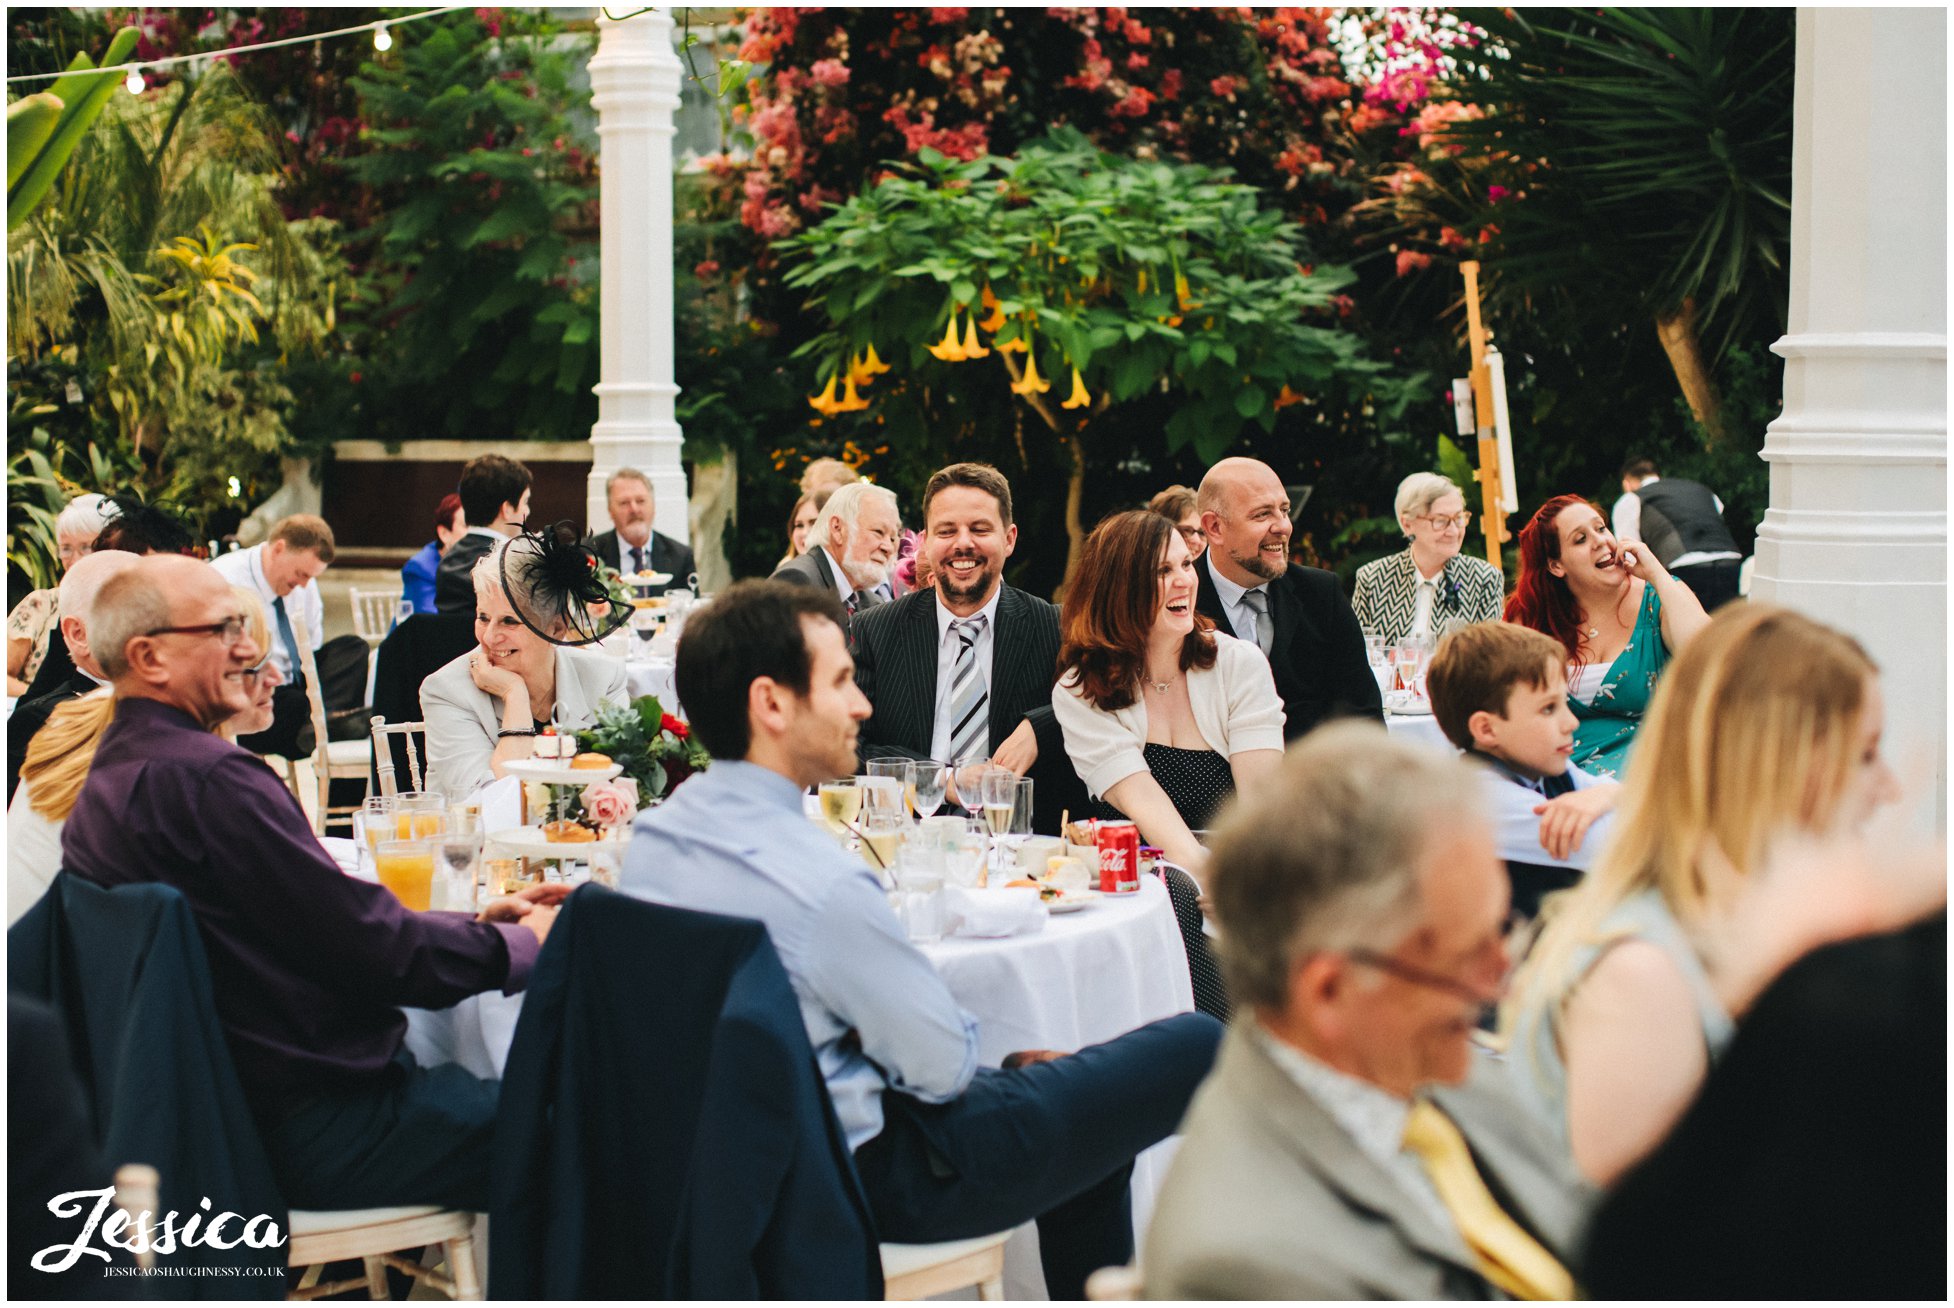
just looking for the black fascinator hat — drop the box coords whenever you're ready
[497,520,631,646]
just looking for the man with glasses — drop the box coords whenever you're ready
[1194,457,1382,739]
[1145,724,1591,1299]
[61,554,565,1210]
[5,549,141,801]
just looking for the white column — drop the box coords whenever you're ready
[1752,8,1946,828]
[587,11,689,546]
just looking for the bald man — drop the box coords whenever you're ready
[62,555,564,1210]
[6,549,143,800]
[1193,457,1383,740]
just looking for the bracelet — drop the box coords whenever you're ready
[497,728,537,739]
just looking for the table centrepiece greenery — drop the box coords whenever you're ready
[574,694,710,805]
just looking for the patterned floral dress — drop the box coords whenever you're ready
[6,588,58,686]
[1569,584,1668,779]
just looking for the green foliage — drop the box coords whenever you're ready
[5,420,130,591]
[6,26,140,229]
[780,131,1421,466]
[341,12,600,440]
[573,695,711,803]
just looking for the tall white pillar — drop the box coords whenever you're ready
[587,11,689,546]
[1752,9,1946,828]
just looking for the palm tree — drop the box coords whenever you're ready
[1439,8,1795,446]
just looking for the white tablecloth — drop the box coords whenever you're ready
[624,658,678,711]
[400,870,1193,1298]
[1385,708,1453,752]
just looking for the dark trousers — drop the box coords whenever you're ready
[853,1012,1222,1300]
[235,681,315,760]
[1670,558,1743,611]
[256,1050,498,1211]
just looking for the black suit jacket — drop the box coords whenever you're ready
[435,530,501,615]
[848,586,1082,833]
[587,528,695,598]
[1585,915,1946,1300]
[6,666,97,802]
[1195,554,1383,740]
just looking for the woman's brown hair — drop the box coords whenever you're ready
[1058,510,1215,711]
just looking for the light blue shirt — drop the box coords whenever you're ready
[621,759,980,1149]
[1479,755,1616,872]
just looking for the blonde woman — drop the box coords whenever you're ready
[1499,604,1936,1186]
[8,586,279,923]
[1351,472,1504,646]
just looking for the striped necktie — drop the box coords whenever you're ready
[946,615,990,765]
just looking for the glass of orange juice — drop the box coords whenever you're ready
[356,797,398,859]
[375,838,436,912]
[394,792,448,840]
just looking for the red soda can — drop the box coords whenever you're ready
[1096,820,1141,894]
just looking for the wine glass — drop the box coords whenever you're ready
[979,770,1017,839]
[817,778,861,836]
[865,758,908,816]
[954,760,999,817]
[907,759,948,821]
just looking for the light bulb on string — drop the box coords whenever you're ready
[124,67,145,95]
[372,24,393,51]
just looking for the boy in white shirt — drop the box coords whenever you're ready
[1427,622,1621,916]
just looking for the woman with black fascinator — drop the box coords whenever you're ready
[421,523,628,799]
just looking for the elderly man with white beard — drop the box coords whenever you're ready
[770,480,901,619]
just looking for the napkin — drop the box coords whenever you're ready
[946,886,1048,939]
[320,836,374,881]
[473,774,523,833]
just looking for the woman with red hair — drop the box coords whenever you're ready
[1504,494,1711,777]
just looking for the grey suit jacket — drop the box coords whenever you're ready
[420,645,627,799]
[768,547,883,613]
[1144,1024,1593,1301]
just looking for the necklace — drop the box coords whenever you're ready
[1146,668,1181,693]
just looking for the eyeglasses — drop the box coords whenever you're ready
[1175,526,1205,545]
[241,657,273,682]
[144,615,251,646]
[1346,948,1505,1008]
[1416,512,1473,531]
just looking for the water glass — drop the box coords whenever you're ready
[940,825,990,890]
[865,758,908,814]
[1009,777,1035,841]
[355,796,397,860]
[434,832,483,911]
[907,759,949,821]
[894,842,947,944]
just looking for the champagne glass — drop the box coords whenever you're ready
[817,778,862,836]
[979,770,1017,838]
[907,759,948,821]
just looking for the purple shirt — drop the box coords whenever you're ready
[61,697,538,1099]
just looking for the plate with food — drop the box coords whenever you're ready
[627,570,674,588]
[1003,878,1100,913]
[487,821,628,859]
[503,754,623,785]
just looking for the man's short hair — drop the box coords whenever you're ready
[1426,621,1567,752]
[458,454,534,526]
[811,481,898,548]
[922,462,1013,528]
[675,580,848,761]
[89,565,176,680]
[1621,456,1658,481]
[1208,722,1487,1011]
[267,513,336,564]
[58,550,142,632]
[605,467,654,499]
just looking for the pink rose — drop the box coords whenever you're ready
[582,778,639,830]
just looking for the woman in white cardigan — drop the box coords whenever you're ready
[422,533,626,800]
[1053,510,1285,873]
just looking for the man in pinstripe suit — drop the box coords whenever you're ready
[849,463,1085,834]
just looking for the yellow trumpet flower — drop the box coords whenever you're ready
[995,317,1029,354]
[1136,268,1148,294]
[860,342,891,375]
[808,373,842,416]
[960,315,990,359]
[1011,349,1051,396]
[927,313,967,362]
[1274,384,1305,410]
[835,374,871,412]
[1060,367,1090,410]
[976,285,1005,333]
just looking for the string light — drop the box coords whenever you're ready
[124,68,144,95]
[372,24,393,52]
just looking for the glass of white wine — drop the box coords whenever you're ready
[980,770,1017,838]
[907,759,948,821]
[817,779,861,836]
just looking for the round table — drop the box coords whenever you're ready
[1385,708,1453,752]
[623,657,678,710]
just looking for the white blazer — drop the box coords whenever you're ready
[1052,632,1286,802]
[420,645,627,799]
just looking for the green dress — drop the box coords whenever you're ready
[1569,584,1667,779]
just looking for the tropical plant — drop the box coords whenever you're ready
[1423,8,1795,445]
[779,131,1425,581]
[6,25,139,229]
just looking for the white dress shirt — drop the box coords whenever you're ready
[1204,555,1272,649]
[929,587,1001,764]
[1407,563,1444,643]
[1612,475,1739,570]
[1479,756,1616,872]
[1252,1024,1454,1236]
[211,543,323,679]
[816,544,859,608]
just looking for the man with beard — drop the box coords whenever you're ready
[848,463,1084,832]
[1193,457,1383,740]
[771,481,900,618]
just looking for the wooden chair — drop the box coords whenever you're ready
[369,716,427,797]
[113,1164,161,1271]
[287,1205,483,1301]
[1085,1263,1143,1300]
[880,1232,1010,1300]
[294,618,371,834]
[350,589,403,646]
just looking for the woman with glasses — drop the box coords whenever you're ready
[1146,484,1206,563]
[1504,494,1711,779]
[1499,605,1927,1188]
[8,588,279,924]
[1351,472,1504,648]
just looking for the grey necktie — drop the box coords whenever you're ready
[1241,587,1274,655]
[272,595,305,688]
[946,616,991,765]
[629,543,645,574]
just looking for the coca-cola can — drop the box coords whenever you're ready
[1096,820,1141,894]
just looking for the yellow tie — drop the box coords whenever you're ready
[1401,1099,1576,1301]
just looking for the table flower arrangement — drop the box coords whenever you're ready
[574,694,710,805]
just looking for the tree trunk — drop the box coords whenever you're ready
[1654,299,1726,446]
[1058,435,1086,601]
